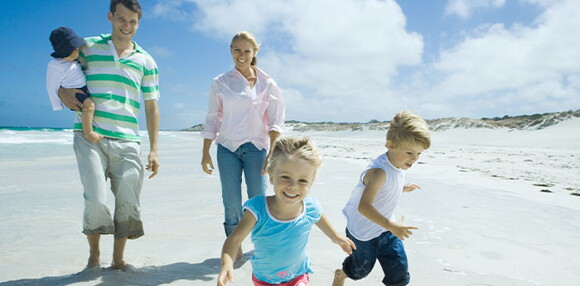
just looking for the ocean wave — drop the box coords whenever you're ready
[0,129,73,145]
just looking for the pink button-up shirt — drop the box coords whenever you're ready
[202,67,285,152]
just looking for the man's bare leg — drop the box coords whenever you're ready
[332,269,347,286]
[86,233,101,268]
[111,237,128,270]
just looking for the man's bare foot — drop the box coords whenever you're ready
[332,269,347,286]
[111,260,136,272]
[86,256,100,269]
[84,131,103,143]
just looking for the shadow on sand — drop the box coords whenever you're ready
[0,254,251,286]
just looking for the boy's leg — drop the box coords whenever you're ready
[376,232,410,286]
[338,229,379,282]
[216,144,244,237]
[241,142,267,199]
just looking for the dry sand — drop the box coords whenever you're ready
[0,119,579,285]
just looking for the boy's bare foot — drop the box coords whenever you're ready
[332,269,347,286]
[84,131,103,143]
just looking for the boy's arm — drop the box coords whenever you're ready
[358,168,417,240]
[315,214,355,254]
[145,100,160,179]
[217,211,256,286]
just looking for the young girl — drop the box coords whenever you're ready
[217,136,356,286]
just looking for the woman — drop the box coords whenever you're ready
[201,31,285,246]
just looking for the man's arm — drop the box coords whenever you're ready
[57,87,85,111]
[145,100,160,179]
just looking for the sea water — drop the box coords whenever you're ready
[0,127,74,161]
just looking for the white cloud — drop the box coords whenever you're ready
[153,0,579,122]
[160,0,423,121]
[445,0,506,19]
[410,0,580,117]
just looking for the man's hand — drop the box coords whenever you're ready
[147,152,159,179]
[58,87,85,111]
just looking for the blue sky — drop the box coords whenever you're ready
[1,0,578,130]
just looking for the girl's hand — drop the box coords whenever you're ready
[334,235,356,255]
[403,184,421,192]
[217,266,234,286]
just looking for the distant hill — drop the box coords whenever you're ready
[183,109,580,132]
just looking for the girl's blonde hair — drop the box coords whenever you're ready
[231,31,260,66]
[267,136,322,174]
[386,110,431,149]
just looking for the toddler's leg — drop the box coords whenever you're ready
[80,97,103,143]
[332,269,348,286]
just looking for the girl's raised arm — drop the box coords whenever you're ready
[315,214,356,255]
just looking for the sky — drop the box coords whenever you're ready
[1,0,579,130]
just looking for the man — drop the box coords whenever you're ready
[58,0,160,271]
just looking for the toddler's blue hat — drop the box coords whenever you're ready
[50,26,86,58]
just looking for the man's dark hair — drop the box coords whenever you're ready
[110,0,142,19]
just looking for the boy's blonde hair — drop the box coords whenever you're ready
[267,136,322,174]
[386,110,431,149]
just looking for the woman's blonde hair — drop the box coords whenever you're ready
[267,136,322,174]
[231,31,260,66]
[386,110,431,149]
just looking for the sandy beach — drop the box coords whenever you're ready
[1,118,579,285]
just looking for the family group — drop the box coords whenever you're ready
[45,1,431,285]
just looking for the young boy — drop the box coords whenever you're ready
[46,26,102,143]
[333,110,431,286]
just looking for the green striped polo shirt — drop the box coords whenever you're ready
[75,34,160,142]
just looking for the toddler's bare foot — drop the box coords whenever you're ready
[84,131,103,143]
[332,269,347,286]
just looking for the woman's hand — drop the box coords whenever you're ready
[201,152,214,175]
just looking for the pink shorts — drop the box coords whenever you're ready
[252,273,309,286]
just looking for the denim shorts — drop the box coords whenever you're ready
[341,228,410,286]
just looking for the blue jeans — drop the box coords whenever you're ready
[342,228,410,286]
[217,142,267,236]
